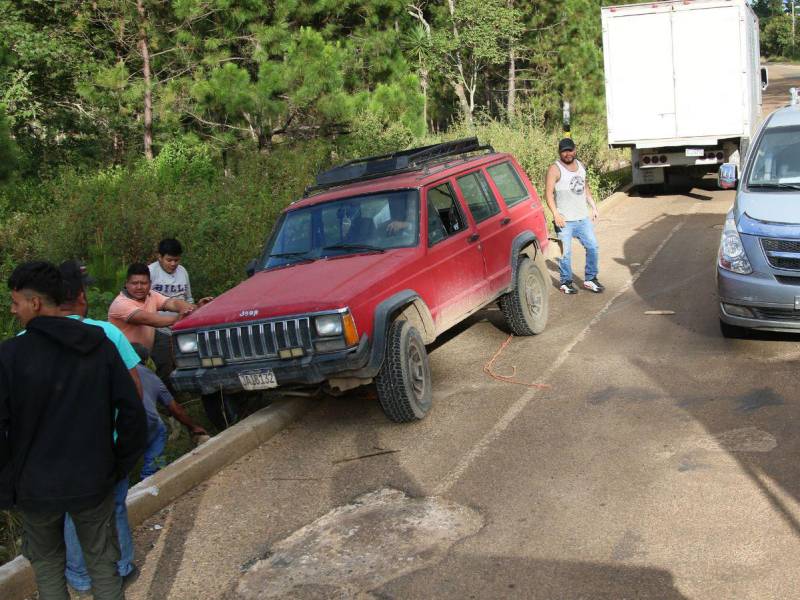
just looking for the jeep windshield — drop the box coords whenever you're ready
[747,125,800,189]
[262,190,419,269]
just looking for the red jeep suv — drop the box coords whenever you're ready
[171,138,550,425]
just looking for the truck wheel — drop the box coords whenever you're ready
[201,392,247,431]
[499,254,549,335]
[375,320,432,423]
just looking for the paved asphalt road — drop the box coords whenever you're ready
[124,70,800,600]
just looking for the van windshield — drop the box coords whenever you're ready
[747,125,800,187]
[262,190,419,269]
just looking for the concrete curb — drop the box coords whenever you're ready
[0,396,311,600]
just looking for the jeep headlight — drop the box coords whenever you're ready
[315,314,343,337]
[176,333,199,353]
[718,217,752,275]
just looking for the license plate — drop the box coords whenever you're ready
[685,148,704,157]
[238,369,278,391]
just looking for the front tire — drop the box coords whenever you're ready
[499,253,549,335]
[375,320,432,423]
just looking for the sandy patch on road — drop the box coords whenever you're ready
[236,488,482,598]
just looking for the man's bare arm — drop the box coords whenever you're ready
[127,311,179,327]
[167,400,207,435]
[584,172,599,220]
[163,298,195,316]
[544,164,565,228]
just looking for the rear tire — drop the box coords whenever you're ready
[375,320,432,423]
[499,253,549,335]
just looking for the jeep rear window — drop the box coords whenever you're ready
[263,190,419,268]
[456,171,500,223]
[486,162,528,207]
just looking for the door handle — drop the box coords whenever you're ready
[468,233,480,243]
[500,217,511,226]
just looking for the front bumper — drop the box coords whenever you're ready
[717,266,800,332]
[171,335,372,395]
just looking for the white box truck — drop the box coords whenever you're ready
[601,0,766,190]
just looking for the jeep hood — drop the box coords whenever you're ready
[174,251,411,330]
[736,190,800,225]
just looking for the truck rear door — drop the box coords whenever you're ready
[603,7,677,143]
[672,4,744,138]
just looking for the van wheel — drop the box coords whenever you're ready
[499,254,549,335]
[375,320,432,423]
[201,392,247,431]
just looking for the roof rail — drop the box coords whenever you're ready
[304,137,494,196]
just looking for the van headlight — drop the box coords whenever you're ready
[176,333,199,353]
[718,217,752,274]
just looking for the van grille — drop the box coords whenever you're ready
[198,318,313,362]
[761,238,800,271]
[751,307,800,322]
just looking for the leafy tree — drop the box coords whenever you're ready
[0,108,20,182]
[752,0,786,20]
[762,13,799,58]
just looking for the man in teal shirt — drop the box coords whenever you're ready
[58,261,143,594]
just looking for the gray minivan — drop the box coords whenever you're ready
[717,98,800,337]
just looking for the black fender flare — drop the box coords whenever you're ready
[365,290,435,375]
[509,231,544,289]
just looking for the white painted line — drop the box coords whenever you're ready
[434,208,695,496]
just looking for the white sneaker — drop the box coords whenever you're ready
[583,278,605,293]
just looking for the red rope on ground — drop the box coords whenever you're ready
[483,334,551,389]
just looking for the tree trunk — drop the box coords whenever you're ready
[420,67,429,129]
[506,0,517,119]
[507,46,516,118]
[136,0,154,160]
[446,0,473,125]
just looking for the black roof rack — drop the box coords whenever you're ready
[304,137,494,197]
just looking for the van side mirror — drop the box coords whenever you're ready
[718,163,737,190]
[761,66,769,91]
[245,258,257,278]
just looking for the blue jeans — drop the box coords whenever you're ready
[141,419,168,480]
[65,477,134,591]
[557,218,599,284]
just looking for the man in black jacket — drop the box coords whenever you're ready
[0,261,147,600]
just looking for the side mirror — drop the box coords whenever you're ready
[245,258,257,278]
[761,66,769,91]
[718,163,737,190]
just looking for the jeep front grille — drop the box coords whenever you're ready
[762,238,800,271]
[198,318,313,362]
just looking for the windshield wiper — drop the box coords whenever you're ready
[748,183,800,190]
[267,251,317,266]
[269,251,311,258]
[322,243,385,254]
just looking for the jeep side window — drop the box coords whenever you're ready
[427,182,466,246]
[486,162,529,207]
[456,171,500,223]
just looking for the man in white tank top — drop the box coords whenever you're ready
[544,138,604,295]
